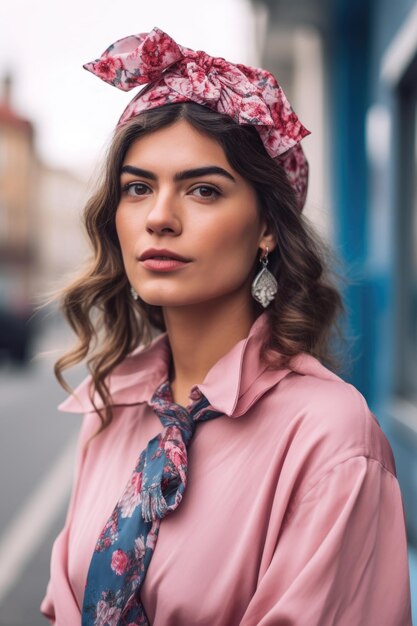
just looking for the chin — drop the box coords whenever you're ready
[137,290,197,307]
[137,287,220,308]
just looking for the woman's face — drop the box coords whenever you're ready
[115,119,275,309]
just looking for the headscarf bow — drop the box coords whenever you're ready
[84,27,310,209]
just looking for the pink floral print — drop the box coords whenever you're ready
[119,472,142,519]
[84,26,310,210]
[111,550,129,576]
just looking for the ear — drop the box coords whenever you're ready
[258,222,277,253]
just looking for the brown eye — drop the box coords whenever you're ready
[122,183,151,196]
[191,185,220,199]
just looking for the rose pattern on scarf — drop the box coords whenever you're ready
[95,598,122,626]
[119,472,143,519]
[84,26,310,210]
[134,536,146,561]
[277,143,309,209]
[81,381,224,626]
[111,550,129,576]
[93,56,125,84]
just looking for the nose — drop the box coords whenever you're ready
[145,190,182,237]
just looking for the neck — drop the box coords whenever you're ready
[163,295,259,407]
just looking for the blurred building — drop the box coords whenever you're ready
[37,164,88,294]
[251,1,330,238]
[0,74,38,314]
[0,75,88,363]
[252,0,417,613]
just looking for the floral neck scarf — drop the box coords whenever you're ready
[81,379,224,625]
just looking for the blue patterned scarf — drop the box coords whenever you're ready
[81,379,223,625]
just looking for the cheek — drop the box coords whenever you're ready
[196,211,261,268]
[115,207,139,254]
[187,216,260,302]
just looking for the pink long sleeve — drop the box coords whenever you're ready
[41,315,412,625]
[40,413,99,625]
[240,456,412,626]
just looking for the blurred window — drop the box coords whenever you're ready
[396,54,417,403]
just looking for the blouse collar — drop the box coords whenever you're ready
[58,312,342,419]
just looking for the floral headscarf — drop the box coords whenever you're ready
[84,27,310,209]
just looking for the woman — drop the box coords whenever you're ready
[41,27,412,625]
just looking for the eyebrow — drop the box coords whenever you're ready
[120,165,236,183]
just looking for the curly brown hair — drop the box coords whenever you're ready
[54,102,345,433]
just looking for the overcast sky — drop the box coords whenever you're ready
[0,0,257,177]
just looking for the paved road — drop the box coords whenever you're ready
[0,319,84,625]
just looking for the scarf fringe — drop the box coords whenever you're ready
[141,483,168,522]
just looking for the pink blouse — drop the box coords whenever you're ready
[41,313,412,625]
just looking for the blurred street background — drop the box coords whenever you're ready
[1,0,417,623]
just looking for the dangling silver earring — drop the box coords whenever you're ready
[130,286,139,301]
[251,246,278,308]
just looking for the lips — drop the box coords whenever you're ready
[138,248,192,262]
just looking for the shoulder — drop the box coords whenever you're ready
[266,353,396,478]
